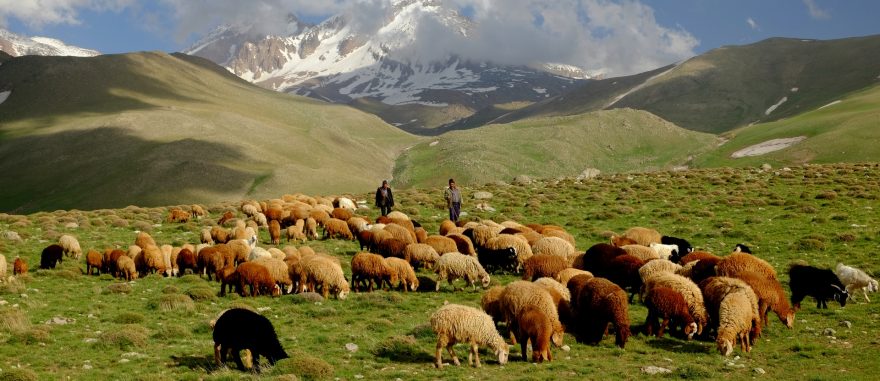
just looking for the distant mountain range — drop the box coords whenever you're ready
[0,28,99,57]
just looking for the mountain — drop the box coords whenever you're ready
[187,0,588,133]
[0,52,418,213]
[483,35,880,134]
[0,28,99,57]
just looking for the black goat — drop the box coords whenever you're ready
[789,263,848,309]
[213,308,288,371]
[662,236,693,263]
[478,247,518,274]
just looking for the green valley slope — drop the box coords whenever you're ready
[393,109,719,188]
[0,52,419,213]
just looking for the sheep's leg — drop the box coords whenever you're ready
[232,348,246,370]
[435,340,444,368]
[470,342,481,367]
[864,289,870,303]
[447,344,460,366]
[214,343,222,366]
[658,317,669,338]
[644,311,656,337]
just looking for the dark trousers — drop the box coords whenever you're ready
[380,205,392,216]
[449,202,461,222]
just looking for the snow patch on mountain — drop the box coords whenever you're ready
[0,29,99,57]
[765,97,788,115]
[0,90,10,106]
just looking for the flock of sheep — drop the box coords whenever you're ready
[5,192,878,371]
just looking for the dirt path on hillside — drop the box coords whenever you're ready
[731,136,807,158]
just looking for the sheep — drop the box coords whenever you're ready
[350,252,397,292]
[568,277,630,348]
[514,306,557,363]
[404,243,440,270]
[251,257,293,294]
[218,211,235,226]
[241,203,260,217]
[638,259,682,283]
[59,234,83,259]
[265,220,280,245]
[699,276,762,343]
[447,233,476,256]
[249,247,273,261]
[385,257,419,292]
[253,212,268,228]
[333,196,357,211]
[577,243,626,275]
[176,248,197,276]
[481,286,507,325]
[649,243,679,261]
[304,217,319,240]
[716,253,777,280]
[733,243,752,254]
[267,248,286,260]
[0,254,5,280]
[434,252,491,291]
[236,262,280,297]
[160,244,174,276]
[85,249,103,275]
[621,227,662,246]
[211,226,230,244]
[662,236,694,262]
[191,204,207,219]
[137,244,165,276]
[426,235,459,255]
[498,281,565,348]
[542,228,576,248]
[469,225,500,249]
[430,303,509,368]
[478,246,518,274]
[103,249,125,275]
[603,254,646,302]
[641,272,708,334]
[167,208,190,223]
[217,265,239,296]
[127,245,143,259]
[347,217,370,236]
[377,238,408,259]
[533,277,571,302]
[835,263,878,302]
[484,234,533,272]
[213,308,288,371]
[135,231,157,249]
[197,246,226,281]
[620,244,660,262]
[610,235,638,247]
[522,255,569,281]
[414,227,428,243]
[13,257,28,276]
[716,290,757,356]
[200,228,214,245]
[679,251,720,265]
[40,244,64,269]
[789,263,848,310]
[731,271,794,329]
[644,286,697,339]
[385,223,416,245]
[555,268,593,287]
[116,255,137,281]
[298,256,350,299]
[532,236,576,263]
[439,220,457,236]
[322,218,354,240]
[331,207,353,222]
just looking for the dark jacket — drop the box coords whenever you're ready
[375,187,394,207]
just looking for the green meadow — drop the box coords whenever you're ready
[1,163,878,380]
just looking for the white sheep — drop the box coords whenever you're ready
[639,259,683,283]
[59,234,82,260]
[429,303,508,368]
[717,290,757,356]
[836,263,879,302]
[649,243,679,260]
[434,252,491,291]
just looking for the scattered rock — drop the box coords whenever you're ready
[641,366,672,375]
[512,175,534,186]
[345,343,359,352]
[64,222,79,229]
[82,364,92,370]
[45,316,75,325]
[474,202,495,212]
[472,191,493,200]
[83,338,98,344]
[354,375,364,379]
[754,368,766,375]
[840,320,852,329]
[257,307,271,312]
[3,231,22,243]
[576,168,601,181]
[561,345,570,352]
[761,163,772,171]
[823,328,836,336]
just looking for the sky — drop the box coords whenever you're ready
[2,0,879,76]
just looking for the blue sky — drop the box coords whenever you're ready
[2,0,879,74]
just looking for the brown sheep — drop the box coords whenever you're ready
[104,249,125,275]
[439,220,457,236]
[404,243,440,270]
[731,271,795,328]
[481,285,507,325]
[269,220,281,245]
[322,218,354,240]
[350,252,397,292]
[603,254,646,302]
[621,227,662,246]
[414,227,428,243]
[197,245,226,281]
[331,207,353,222]
[357,230,373,252]
[134,232,157,250]
[569,277,630,348]
[715,253,777,280]
[425,235,458,255]
[264,207,283,223]
[13,257,28,276]
[514,306,556,363]
[191,204,207,219]
[679,251,721,265]
[286,221,307,243]
[384,223,416,245]
[137,244,165,276]
[117,256,137,281]
[644,286,697,339]
[236,262,280,297]
[85,249,103,275]
[217,211,236,226]
[176,248,198,276]
[447,233,476,256]
[168,208,190,223]
[211,226,230,244]
[377,238,407,259]
[305,217,319,240]
[522,255,569,281]
[610,235,638,247]
[217,265,238,296]
[385,257,419,292]
[555,268,593,287]
[577,243,626,275]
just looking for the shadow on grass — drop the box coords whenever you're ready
[643,335,712,354]
[170,354,220,372]
[373,335,436,363]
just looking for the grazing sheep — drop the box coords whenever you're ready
[213,308,288,371]
[135,231,157,249]
[533,277,571,302]
[430,303,509,368]
[13,257,28,276]
[447,233,476,256]
[103,249,125,275]
[331,207,353,222]
[577,243,626,275]
[731,271,794,329]
[385,257,419,292]
[514,306,557,363]
[644,286,697,339]
[249,247,273,261]
[733,243,752,254]
[678,258,720,284]
[217,211,235,226]
[59,234,83,260]
[716,253,777,280]
[322,218,354,240]
[622,227,662,246]
[377,238,408,259]
[160,245,174,276]
[555,268,593,287]
[716,290,757,356]
[679,251,721,265]
[699,276,762,343]
[522,255,569,281]
[40,244,64,269]
[167,208,190,223]
[789,263,848,309]
[236,262,280,297]
[217,266,239,296]
[469,225,500,249]
[569,277,630,348]
[251,257,293,294]
[662,236,694,262]
[191,204,207,219]
[610,235,638,247]
[298,256,349,299]
[384,223,416,245]
[835,263,878,302]
[434,252,491,291]
[498,281,566,348]
[426,235,459,255]
[117,256,137,281]
[638,259,682,283]
[176,248,197,276]
[649,243,679,261]
[350,252,397,292]
[604,254,646,302]
[641,272,708,335]
[138,244,165,276]
[532,237,576,263]
[542,228,576,248]
[439,220,457,236]
[241,203,259,217]
[478,246,518,274]
[85,249,103,275]
[268,220,281,245]
[304,217,319,240]
[481,286,507,324]
[197,246,226,281]
[200,228,214,245]
[346,217,370,236]
[211,226,230,244]
[404,243,440,270]
[484,234,533,272]
[621,244,660,262]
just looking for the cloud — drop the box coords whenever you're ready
[802,0,830,20]
[0,0,134,28]
[746,17,758,30]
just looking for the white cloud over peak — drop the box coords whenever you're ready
[802,0,830,20]
[0,0,133,28]
[746,17,758,30]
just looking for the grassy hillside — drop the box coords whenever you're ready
[693,83,880,168]
[392,108,719,188]
[493,35,880,134]
[0,52,419,213]
[0,163,878,380]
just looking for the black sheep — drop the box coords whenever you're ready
[40,244,64,269]
[213,308,289,371]
[734,243,752,254]
[662,236,693,263]
[477,247,518,274]
[789,264,848,309]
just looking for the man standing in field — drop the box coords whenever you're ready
[375,180,394,216]
[444,178,462,222]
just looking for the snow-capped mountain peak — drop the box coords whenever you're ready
[0,28,99,57]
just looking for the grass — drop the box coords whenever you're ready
[0,163,879,379]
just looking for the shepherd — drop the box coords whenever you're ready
[375,180,395,216]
